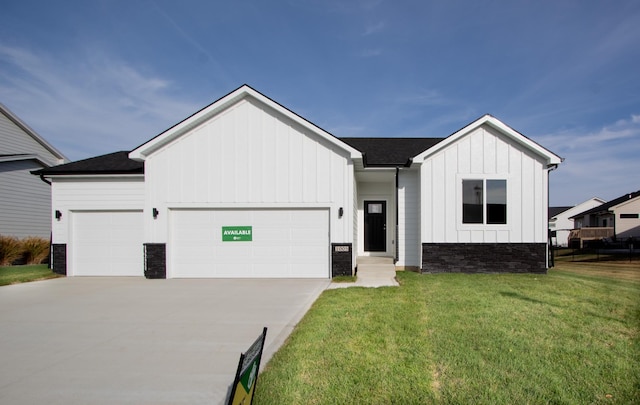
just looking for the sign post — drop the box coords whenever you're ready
[227,327,267,405]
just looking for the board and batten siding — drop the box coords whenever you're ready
[144,97,354,244]
[51,177,145,243]
[397,169,420,267]
[421,124,549,244]
[0,160,51,238]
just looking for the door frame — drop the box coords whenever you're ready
[364,200,387,252]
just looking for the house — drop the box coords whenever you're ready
[1,103,68,239]
[34,85,562,278]
[569,190,640,246]
[549,197,606,247]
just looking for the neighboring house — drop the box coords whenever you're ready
[34,85,562,278]
[0,103,68,239]
[549,197,606,247]
[570,190,640,246]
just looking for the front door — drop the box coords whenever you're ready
[364,200,386,252]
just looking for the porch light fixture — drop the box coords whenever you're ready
[338,207,344,218]
[55,210,62,220]
[152,208,159,219]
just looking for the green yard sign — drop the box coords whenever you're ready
[222,226,252,242]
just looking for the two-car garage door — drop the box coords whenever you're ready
[69,208,329,278]
[169,209,329,278]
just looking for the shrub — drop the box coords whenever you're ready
[0,236,22,266]
[21,237,50,265]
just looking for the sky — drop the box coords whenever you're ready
[1,0,638,206]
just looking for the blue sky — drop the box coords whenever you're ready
[1,0,638,206]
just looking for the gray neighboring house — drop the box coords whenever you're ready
[0,103,68,239]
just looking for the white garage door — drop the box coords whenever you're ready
[170,209,329,278]
[72,211,143,276]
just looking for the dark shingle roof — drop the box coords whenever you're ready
[339,137,444,167]
[32,151,143,175]
[549,206,573,218]
[570,190,640,219]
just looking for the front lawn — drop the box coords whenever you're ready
[255,261,640,404]
[0,264,61,286]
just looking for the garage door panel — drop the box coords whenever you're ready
[170,209,329,278]
[72,211,143,276]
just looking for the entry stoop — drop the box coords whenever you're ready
[355,256,398,287]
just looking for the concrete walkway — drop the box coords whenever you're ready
[327,256,399,289]
[0,277,329,405]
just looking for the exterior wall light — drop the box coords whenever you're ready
[338,207,343,218]
[152,208,159,219]
[55,210,62,220]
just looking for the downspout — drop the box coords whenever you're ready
[395,167,399,263]
[547,164,558,268]
[39,173,52,185]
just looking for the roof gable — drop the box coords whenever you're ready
[0,103,68,166]
[129,84,361,162]
[412,114,563,167]
[571,190,640,218]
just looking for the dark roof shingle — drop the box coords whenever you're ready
[32,151,143,175]
[339,137,444,167]
[549,206,573,218]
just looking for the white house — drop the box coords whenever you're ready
[570,190,640,244]
[1,103,68,238]
[35,85,562,278]
[549,197,606,247]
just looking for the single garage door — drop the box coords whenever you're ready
[170,209,329,278]
[71,210,143,276]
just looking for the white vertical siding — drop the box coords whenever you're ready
[51,177,145,243]
[144,98,352,244]
[421,124,550,244]
[397,170,420,267]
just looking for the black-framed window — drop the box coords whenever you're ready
[462,179,507,224]
[620,213,639,219]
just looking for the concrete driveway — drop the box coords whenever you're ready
[0,277,329,404]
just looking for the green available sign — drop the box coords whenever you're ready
[222,226,252,242]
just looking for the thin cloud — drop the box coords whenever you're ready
[363,21,385,36]
[537,114,640,204]
[0,44,200,160]
[359,48,383,57]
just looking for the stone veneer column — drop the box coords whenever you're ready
[331,243,353,277]
[144,243,166,279]
[51,244,67,275]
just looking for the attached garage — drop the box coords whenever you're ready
[36,85,562,278]
[71,210,143,276]
[169,208,329,278]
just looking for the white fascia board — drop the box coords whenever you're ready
[129,85,362,161]
[413,114,563,167]
[0,153,50,167]
[611,195,640,211]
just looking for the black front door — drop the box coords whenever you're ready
[364,200,386,252]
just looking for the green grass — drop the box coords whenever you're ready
[331,275,356,283]
[255,262,640,404]
[0,264,61,286]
